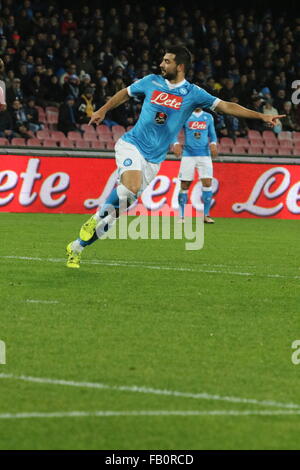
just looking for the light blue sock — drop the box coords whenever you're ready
[79,185,137,247]
[202,187,213,216]
[178,191,188,218]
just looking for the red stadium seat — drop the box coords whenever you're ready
[248,130,262,140]
[97,125,111,135]
[67,131,83,142]
[11,138,26,146]
[105,141,115,150]
[43,139,58,147]
[50,131,65,141]
[91,141,106,149]
[220,137,234,146]
[112,125,126,134]
[278,148,292,156]
[0,137,9,145]
[46,106,59,114]
[59,139,75,148]
[27,138,42,146]
[248,146,263,155]
[263,147,277,155]
[278,131,292,140]
[83,132,98,142]
[249,138,264,146]
[232,146,246,154]
[219,145,232,154]
[235,137,250,148]
[75,140,90,148]
[265,139,278,148]
[263,130,277,142]
[279,140,293,148]
[38,114,48,124]
[81,124,96,134]
[36,130,51,140]
[292,132,300,143]
[46,113,59,124]
[35,105,44,114]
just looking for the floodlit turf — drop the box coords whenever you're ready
[0,213,300,450]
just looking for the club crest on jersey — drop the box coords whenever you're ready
[155,111,168,124]
[123,158,132,166]
[189,121,207,130]
[194,132,201,139]
[150,91,183,109]
[179,87,188,95]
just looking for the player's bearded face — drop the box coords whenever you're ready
[160,54,180,80]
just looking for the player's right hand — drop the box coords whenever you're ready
[88,109,106,126]
[173,143,182,158]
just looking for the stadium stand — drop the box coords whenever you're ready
[0,1,299,156]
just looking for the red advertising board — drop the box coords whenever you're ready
[0,154,300,218]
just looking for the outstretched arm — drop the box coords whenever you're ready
[215,100,285,128]
[89,87,130,125]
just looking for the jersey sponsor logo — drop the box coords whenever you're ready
[150,91,183,109]
[123,158,133,167]
[189,121,207,130]
[155,111,168,124]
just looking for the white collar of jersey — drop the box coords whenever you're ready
[165,78,187,90]
[193,110,204,117]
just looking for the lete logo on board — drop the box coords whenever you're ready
[0,155,300,218]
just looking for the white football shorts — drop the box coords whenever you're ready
[115,138,160,191]
[178,156,213,181]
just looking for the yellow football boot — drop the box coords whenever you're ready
[79,215,97,241]
[66,242,81,268]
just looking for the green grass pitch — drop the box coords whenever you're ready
[0,213,300,450]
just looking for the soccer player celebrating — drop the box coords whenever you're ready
[66,46,285,268]
[173,107,218,224]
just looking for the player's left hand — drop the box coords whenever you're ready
[261,114,286,127]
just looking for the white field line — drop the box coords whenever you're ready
[25,300,59,304]
[1,409,300,420]
[1,373,300,410]
[1,255,300,280]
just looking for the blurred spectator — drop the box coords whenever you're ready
[225,97,249,139]
[61,12,77,36]
[273,88,287,113]
[219,78,236,101]
[9,99,32,139]
[43,75,64,107]
[6,78,24,105]
[74,49,95,76]
[247,96,265,132]
[26,74,47,107]
[0,103,16,141]
[63,74,80,101]
[79,73,92,94]
[281,101,297,131]
[58,95,79,135]
[262,99,282,134]
[24,96,44,132]
[77,87,96,125]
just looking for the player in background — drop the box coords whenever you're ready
[66,45,285,268]
[0,58,6,110]
[173,107,217,224]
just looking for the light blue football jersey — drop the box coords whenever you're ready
[179,110,218,157]
[122,74,220,163]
